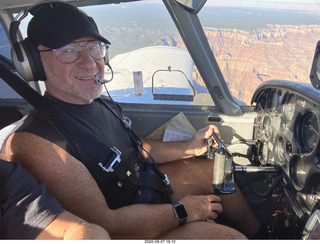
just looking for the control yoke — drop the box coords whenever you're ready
[207,131,278,195]
[207,131,236,195]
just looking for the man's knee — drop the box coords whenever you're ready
[160,222,247,240]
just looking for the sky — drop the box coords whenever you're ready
[205,0,320,10]
[146,0,320,11]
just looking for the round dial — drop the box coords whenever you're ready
[316,53,320,80]
[269,91,279,112]
[301,112,319,152]
[289,154,305,190]
[275,136,286,164]
[284,94,296,121]
[263,115,272,140]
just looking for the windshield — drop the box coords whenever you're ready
[87,0,320,106]
[84,1,205,105]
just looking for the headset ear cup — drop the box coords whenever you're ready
[22,38,46,81]
[11,38,46,81]
[11,41,33,81]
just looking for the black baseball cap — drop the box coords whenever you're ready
[27,2,110,49]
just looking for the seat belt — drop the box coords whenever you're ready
[97,98,171,185]
[0,64,171,196]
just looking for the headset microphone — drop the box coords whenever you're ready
[95,77,111,84]
[96,62,114,85]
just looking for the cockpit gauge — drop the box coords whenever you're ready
[258,141,270,165]
[310,41,320,90]
[280,119,286,132]
[289,154,305,190]
[316,55,320,81]
[262,115,272,141]
[300,111,319,153]
[275,136,286,165]
[272,91,279,112]
[268,90,280,113]
[256,95,266,111]
[286,141,293,155]
[283,94,296,121]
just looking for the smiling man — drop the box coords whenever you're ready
[38,38,106,104]
[2,1,259,239]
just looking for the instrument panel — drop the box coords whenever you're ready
[252,81,320,195]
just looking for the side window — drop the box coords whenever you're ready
[0,23,21,99]
[0,24,11,59]
[198,0,320,105]
[0,22,27,130]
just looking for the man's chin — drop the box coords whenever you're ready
[78,88,103,102]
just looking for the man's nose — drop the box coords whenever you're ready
[78,47,96,64]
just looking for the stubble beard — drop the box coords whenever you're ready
[44,67,103,103]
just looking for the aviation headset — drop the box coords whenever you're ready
[9,1,110,82]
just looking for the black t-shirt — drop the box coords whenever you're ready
[0,160,65,239]
[15,93,142,209]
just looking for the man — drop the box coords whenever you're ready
[2,1,259,239]
[0,159,110,240]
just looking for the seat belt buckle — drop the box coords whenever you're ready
[164,174,170,185]
[122,116,132,129]
[98,147,122,173]
[164,174,174,195]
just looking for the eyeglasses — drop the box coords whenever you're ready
[39,40,108,64]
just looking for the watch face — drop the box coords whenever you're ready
[175,203,188,219]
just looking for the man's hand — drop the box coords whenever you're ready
[179,195,223,223]
[141,125,220,163]
[185,125,220,157]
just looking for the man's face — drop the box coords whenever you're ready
[39,37,105,104]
